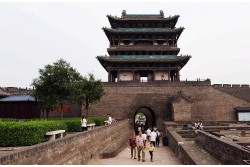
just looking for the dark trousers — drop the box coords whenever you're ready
[130,147,136,158]
[81,127,87,131]
[156,137,160,146]
[149,151,153,160]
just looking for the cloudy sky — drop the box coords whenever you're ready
[0,1,250,88]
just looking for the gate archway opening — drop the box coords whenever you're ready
[134,107,156,133]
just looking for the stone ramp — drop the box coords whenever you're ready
[88,140,182,165]
[180,141,221,165]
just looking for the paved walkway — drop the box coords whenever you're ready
[89,140,182,165]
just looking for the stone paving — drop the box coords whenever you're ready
[88,140,182,165]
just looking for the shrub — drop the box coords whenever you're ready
[62,119,81,132]
[92,117,107,126]
[0,120,67,147]
[0,116,107,146]
[0,118,17,122]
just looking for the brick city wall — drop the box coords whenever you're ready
[165,126,195,165]
[195,130,250,165]
[214,87,250,102]
[88,82,250,131]
[0,120,131,165]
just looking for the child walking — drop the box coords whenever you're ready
[149,142,155,162]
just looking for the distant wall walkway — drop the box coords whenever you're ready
[0,119,131,165]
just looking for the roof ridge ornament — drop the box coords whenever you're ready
[160,10,164,17]
[122,10,126,17]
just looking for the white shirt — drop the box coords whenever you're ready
[138,126,141,131]
[150,131,157,142]
[146,129,151,136]
[81,118,87,127]
[142,133,147,141]
[136,135,144,146]
[108,116,112,124]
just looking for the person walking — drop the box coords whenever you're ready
[81,115,87,131]
[136,131,146,162]
[150,129,157,147]
[148,142,155,162]
[156,130,160,147]
[128,132,137,159]
[146,128,151,141]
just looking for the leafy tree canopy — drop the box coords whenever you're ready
[32,59,82,118]
[31,59,104,119]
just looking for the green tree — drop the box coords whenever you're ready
[70,76,86,117]
[32,59,82,119]
[82,73,105,118]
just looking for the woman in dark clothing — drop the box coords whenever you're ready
[128,132,137,159]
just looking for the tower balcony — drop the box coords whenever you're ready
[108,45,179,51]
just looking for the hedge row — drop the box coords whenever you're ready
[48,117,107,132]
[0,120,67,147]
[0,116,107,146]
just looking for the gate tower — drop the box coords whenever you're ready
[97,10,191,82]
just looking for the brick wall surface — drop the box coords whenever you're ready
[88,83,250,131]
[195,130,250,165]
[165,126,195,165]
[215,87,250,102]
[172,98,192,122]
[0,120,131,165]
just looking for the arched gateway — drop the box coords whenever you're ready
[134,107,156,132]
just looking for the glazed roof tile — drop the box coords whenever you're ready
[97,55,191,62]
[0,95,35,102]
[103,27,184,33]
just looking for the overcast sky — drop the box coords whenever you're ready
[0,1,250,88]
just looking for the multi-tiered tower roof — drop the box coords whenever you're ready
[97,10,191,82]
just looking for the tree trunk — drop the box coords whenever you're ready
[40,109,44,119]
[79,102,83,117]
[60,104,64,119]
[46,109,49,119]
[85,99,89,118]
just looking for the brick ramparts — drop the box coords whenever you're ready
[214,86,250,103]
[0,120,131,165]
[195,130,250,165]
[165,127,188,162]
[89,82,250,132]
[165,124,220,165]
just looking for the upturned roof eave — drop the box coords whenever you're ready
[102,27,184,34]
[96,55,191,63]
[96,56,190,71]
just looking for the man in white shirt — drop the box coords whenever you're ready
[156,130,161,147]
[142,131,147,141]
[136,131,146,162]
[150,130,157,147]
[146,128,151,141]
